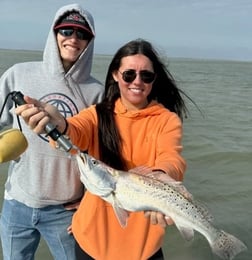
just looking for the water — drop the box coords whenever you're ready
[0,49,251,259]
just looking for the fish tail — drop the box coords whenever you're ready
[211,230,247,260]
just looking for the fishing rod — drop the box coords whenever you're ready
[0,91,73,152]
[11,91,73,152]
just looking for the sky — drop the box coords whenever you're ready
[0,0,252,61]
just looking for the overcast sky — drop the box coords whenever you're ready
[1,0,251,61]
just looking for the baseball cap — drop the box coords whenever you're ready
[54,12,93,36]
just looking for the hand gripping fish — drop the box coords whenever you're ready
[76,152,247,260]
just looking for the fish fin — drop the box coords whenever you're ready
[175,223,194,241]
[111,194,129,228]
[210,230,247,260]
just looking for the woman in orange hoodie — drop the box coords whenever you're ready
[16,39,190,260]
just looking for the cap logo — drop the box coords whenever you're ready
[66,13,86,24]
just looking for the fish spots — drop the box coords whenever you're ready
[184,202,190,210]
[77,152,247,259]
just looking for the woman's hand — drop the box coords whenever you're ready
[144,170,193,228]
[144,211,174,228]
[15,95,65,134]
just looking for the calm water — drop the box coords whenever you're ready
[0,49,251,259]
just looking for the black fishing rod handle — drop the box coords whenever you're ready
[11,91,26,105]
[11,91,73,152]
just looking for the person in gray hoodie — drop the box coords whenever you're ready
[0,4,104,260]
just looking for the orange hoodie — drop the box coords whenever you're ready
[68,99,186,260]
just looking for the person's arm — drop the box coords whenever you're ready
[154,113,186,181]
[15,95,66,134]
[15,96,97,152]
[0,68,15,128]
[144,113,188,228]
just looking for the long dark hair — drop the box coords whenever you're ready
[96,39,189,170]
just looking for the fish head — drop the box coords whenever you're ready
[76,152,117,198]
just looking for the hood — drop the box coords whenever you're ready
[114,99,168,118]
[43,4,95,82]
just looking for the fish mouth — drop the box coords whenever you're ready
[79,152,87,164]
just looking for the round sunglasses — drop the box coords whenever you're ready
[58,28,92,41]
[119,69,156,84]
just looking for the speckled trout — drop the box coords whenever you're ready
[76,152,247,260]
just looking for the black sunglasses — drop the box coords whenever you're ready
[119,69,156,84]
[58,28,92,40]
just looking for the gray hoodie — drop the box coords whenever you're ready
[0,4,104,207]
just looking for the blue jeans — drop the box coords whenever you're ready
[0,199,76,260]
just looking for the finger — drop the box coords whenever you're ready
[149,212,158,225]
[17,106,46,131]
[165,216,174,226]
[20,106,44,120]
[67,225,72,234]
[144,211,157,224]
[144,211,151,218]
[15,104,34,116]
[30,115,50,134]
[24,96,43,107]
[156,212,167,228]
[20,106,50,134]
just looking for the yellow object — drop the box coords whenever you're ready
[0,128,28,163]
